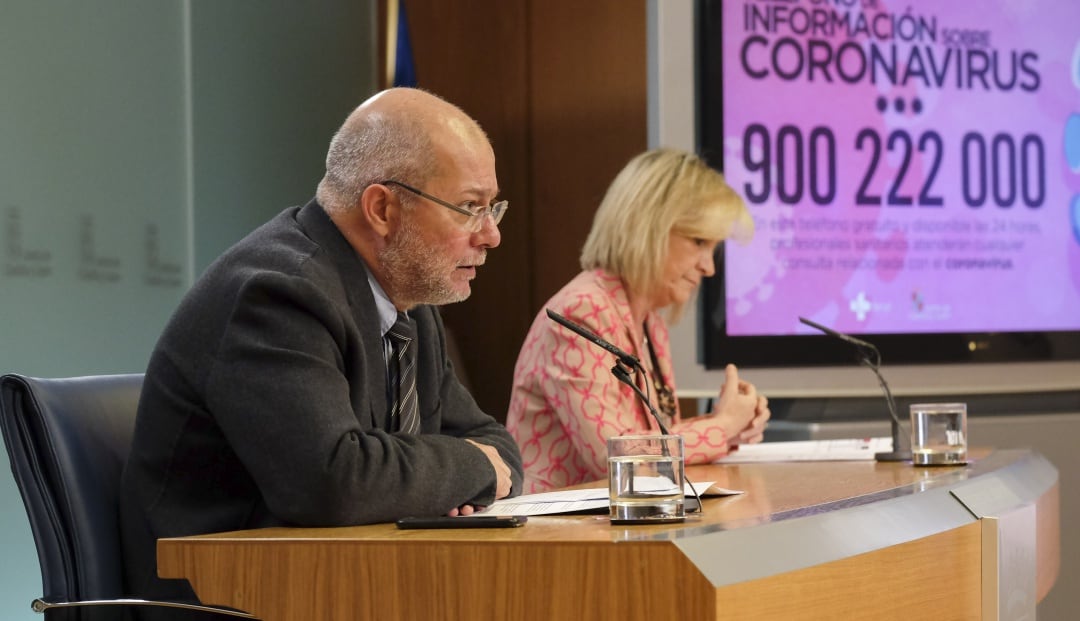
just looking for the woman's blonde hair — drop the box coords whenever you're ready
[580,148,752,319]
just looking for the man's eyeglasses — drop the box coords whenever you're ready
[381,180,508,233]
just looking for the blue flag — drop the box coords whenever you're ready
[393,0,417,87]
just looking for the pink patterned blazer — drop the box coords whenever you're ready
[507,269,733,493]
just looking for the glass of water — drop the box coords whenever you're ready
[909,402,968,466]
[607,434,685,524]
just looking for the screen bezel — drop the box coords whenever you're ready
[695,0,1080,370]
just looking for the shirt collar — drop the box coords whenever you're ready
[366,271,400,337]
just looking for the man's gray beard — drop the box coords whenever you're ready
[378,216,472,308]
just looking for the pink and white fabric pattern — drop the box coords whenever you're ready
[507,269,732,493]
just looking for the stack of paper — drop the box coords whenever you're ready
[718,437,892,463]
[479,481,740,517]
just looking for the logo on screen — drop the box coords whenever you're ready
[910,289,952,321]
[850,292,871,321]
[848,291,893,322]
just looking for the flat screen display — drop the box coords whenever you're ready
[699,0,1080,367]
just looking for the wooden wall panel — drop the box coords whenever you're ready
[401,0,531,420]
[394,1,647,420]
[528,2,648,303]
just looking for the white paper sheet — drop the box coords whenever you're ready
[717,437,893,463]
[477,481,741,517]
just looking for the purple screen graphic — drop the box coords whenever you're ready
[716,0,1080,338]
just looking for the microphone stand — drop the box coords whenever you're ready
[857,347,912,462]
[798,317,911,462]
[546,309,702,511]
[611,361,670,434]
[610,361,703,513]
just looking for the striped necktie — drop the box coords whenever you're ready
[387,312,420,434]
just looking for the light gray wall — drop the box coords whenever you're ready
[189,2,377,271]
[0,1,190,379]
[0,1,376,617]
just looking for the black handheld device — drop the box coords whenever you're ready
[395,515,527,529]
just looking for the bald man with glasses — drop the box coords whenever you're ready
[120,88,523,619]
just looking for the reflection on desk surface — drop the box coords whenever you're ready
[169,448,1038,545]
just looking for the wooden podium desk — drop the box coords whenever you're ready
[158,448,1058,621]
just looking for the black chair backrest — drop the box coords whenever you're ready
[0,373,143,604]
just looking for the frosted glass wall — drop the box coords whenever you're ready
[0,1,375,617]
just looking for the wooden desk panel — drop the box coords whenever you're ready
[714,523,982,620]
[158,449,1058,621]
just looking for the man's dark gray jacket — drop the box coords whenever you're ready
[120,200,523,607]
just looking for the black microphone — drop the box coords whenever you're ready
[546,309,703,512]
[545,308,642,372]
[545,309,668,433]
[797,317,912,462]
[798,316,877,353]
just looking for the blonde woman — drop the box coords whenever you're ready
[507,148,770,493]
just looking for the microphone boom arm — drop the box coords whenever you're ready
[860,354,911,460]
[798,317,912,462]
[547,309,702,511]
[610,360,670,435]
